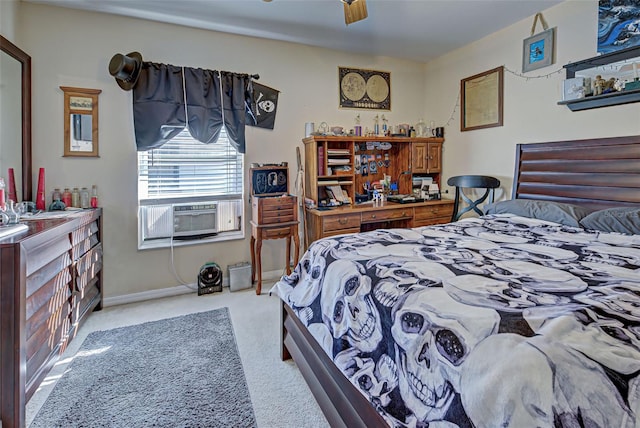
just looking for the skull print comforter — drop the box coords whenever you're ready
[270,214,640,428]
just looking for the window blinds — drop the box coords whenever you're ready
[138,128,243,203]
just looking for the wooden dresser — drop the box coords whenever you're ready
[0,209,103,428]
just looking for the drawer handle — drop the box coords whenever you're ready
[402,211,406,216]
[339,218,349,225]
[371,214,376,219]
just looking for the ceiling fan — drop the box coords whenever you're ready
[262,0,368,26]
[341,0,368,25]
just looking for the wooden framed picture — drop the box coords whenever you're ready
[460,66,504,132]
[339,67,390,110]
[523,28,555,73]
[60,86,102,157]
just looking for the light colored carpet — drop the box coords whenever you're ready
[26,284,329,428]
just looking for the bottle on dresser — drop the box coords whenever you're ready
[90,185,98,208]
[62,188,72,208]
[71,187,80,208]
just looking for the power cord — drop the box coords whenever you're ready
[169,227,198,292]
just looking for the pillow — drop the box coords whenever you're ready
[579,207,640,235]
[484,199,592,227]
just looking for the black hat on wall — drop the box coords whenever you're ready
[109,51,143,91]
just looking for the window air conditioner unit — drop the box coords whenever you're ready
[172,202,218,237]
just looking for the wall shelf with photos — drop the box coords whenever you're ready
[558,45,640,111]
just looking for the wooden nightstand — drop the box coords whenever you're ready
[250,195,299,294]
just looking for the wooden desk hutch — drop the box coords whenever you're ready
[303,136,453,243]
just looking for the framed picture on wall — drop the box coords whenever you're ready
[338,67,390,110]
[598,0,640,54]
[460,66,504,132]
[60,86,102,157]
[522,28,555,73]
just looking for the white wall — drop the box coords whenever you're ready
[18,3,427,298]
[425,0,640,200]
[0,0,18,41]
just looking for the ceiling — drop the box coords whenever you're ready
[24,0,565,61]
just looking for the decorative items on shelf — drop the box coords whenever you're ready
[49,185,98,210]
[563,77,592,100]
[558,45,640,111]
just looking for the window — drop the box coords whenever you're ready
[137,128,244,249]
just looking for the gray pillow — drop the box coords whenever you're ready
[484,199,592,227]
[579,207,640,235]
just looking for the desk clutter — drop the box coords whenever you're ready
[305,135,444,209]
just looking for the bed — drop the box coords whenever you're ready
[270,135,640,428]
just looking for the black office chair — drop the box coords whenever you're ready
[447,175,501,222]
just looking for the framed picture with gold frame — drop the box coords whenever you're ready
[60,86,102,157]
[339,67,390,110]
[460,66,503,132]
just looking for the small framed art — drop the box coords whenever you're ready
[60,86,102,157]
[523,28,555,73]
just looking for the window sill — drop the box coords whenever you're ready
[138,230,245,251]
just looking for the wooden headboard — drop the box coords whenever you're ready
[513,135,640,210]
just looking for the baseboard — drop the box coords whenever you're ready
[103,269,284,307]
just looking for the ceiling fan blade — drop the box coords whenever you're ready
[344,0,367,25]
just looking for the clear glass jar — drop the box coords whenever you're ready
[415,119,427,137]
[52,188,61,204]
[71,187,80,208]
[80,187,90,208]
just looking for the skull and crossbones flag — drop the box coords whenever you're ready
[249,82,279,130]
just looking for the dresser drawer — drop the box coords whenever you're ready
[361,208,412,223]
[262,226,294,239]
[323,213,361,232]
[252,196,297,224]
[323,227,361,237]
[260,196,295,210]
[414,204,454,221]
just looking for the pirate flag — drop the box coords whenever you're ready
[249,82,279,130]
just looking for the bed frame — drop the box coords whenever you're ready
[280,134,640,428]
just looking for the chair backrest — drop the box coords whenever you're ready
[447,175,501,222]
